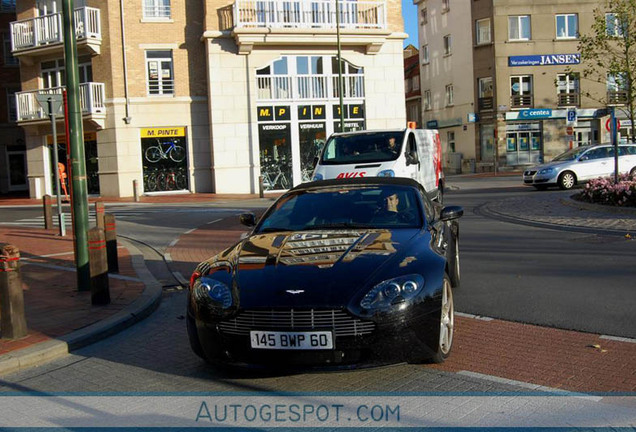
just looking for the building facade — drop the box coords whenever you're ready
[404,44,421,128]
[0,0,26,195]
[9,0,407,198]
[417,0,632,173]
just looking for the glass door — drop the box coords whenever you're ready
[7,151,27,191]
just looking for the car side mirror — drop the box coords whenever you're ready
[239,212,256,227]
[440,206,464,221]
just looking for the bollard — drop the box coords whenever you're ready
[104,213,119,273]
[258,175,264,198]
[133,179,140,202]
[0,245,28,339]
[88,227,110,305]
[43,195,53,230]
[94,201,105,230]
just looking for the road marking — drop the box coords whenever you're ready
[164,252,172,263]
[20,251,75,260]
[600,334,636,344]
[184,228,197,234]
[168,238,179,248]
[206,218,223,225]
[456,312,494,321]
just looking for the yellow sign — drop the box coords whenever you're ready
[47,132,97,145]
[141,127,186,138]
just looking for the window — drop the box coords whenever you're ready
[509,15,531,41]
[41,59,66,88]
[412,76,420,91]
[556,14,577,39]
[0,0,16,12]
[7,87,18,122]
[404,78,411,93]
[3,33,18,66]
[607,73,627,92]
[421,45,429,64]
[606,13,625,37]
[445,84,454,106]
[476,18,491,45]
[510,75,533,108]
[421,7,427,24]
[442,0,449,13]
[424,90,431,110]
[557,73,579,105]
[443,35,452,55]
[447,131,455,153]
[146,50,174,95]
[144,0,171,19]
[479,77,493,98]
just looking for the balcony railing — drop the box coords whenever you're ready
[510,94,533,109]
[478,97,493,111]
[234,0,387,30]
[10,7,101,52]
[257,74,364,101]
[15,83,105,122]
[558,92,580,107]
[607,90,628,106]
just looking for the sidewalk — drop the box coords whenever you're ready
[0,227,160,375]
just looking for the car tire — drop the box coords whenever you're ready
[437,182,444,204]
[448,227,460,289]
[533,185,548,191]
[186,300,206,360]
[429,275,454,364]
[558,171,576,190]
[630,167,636,179]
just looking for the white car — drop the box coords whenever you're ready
[523,143,636,190]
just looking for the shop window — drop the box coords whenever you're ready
[556,14,577,39]
[141,128,188,192]
[144,0,171,19]
[509,15,531,41]
[146,50,174,95]
[476,18,491,45]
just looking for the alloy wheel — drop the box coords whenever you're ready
[439,278,454,355]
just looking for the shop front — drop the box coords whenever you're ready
[47,132,99,196]
[140,127,188,193]
[505,123,542,165]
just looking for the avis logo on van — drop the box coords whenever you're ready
[336,172,366,178]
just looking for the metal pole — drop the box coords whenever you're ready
[62,0,90,291]
[48,100,65,237]
[335,0,345,132]
[612,106,619,184]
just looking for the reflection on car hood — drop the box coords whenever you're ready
[234,229,420,308]
[529,161,569,171]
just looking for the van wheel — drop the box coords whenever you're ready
[558,171,576,190]
[630,167,636,179]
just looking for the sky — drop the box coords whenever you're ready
[402,0,418,48]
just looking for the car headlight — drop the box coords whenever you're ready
[538,167,555,174]
[312,173,323,181]
[377,169,395,177]
[193,276,232,309]
[360,274,425,310]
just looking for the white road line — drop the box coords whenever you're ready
[168,238,179,248]
[600,334,636,344]
[20,251,75,260]
[206,218,223,225]
[164,252,172,263]
[184,228,197,235]
[456,312,494,321]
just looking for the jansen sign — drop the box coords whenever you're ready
[509,54,580,67]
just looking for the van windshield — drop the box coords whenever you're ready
[320,131,405,165]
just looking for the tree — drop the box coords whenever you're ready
[576,0,636,143]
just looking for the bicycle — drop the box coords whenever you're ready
[165,168,188,190]
[145,139,186,163]
[262,164,290,190]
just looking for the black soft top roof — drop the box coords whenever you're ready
[289,176,423,192]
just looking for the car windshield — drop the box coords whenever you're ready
[552,146,590,161]
[320,132,405,164]
[256,185,424,233]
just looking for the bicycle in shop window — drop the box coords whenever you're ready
[144,167,187,192]
[261,160,290,191]
[144,139,186,163]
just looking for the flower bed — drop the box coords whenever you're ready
[576,174,636,207]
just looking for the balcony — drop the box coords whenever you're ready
[558,92,580,107]
[607,90,629,106]
[256,74,364,101]
[10,7,101,62]
[478,97,493,112]
[15,83,106,128]
[222,0,389,54]
[510,94,533,109]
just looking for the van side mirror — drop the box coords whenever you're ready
[406,151,419,166]
[440,206,463,221]
[239,212,257,227]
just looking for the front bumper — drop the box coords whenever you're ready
[192,302,442,369]
[522,169,558,186]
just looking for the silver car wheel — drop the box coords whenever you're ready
[439,278,454,355]
[559,172,575,190]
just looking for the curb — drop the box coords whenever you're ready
[0,239,162,377]
[561,195,636,216]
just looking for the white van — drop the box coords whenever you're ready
[312,128,444,201]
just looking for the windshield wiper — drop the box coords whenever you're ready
[306,222,371,230]
[259,227,293,233]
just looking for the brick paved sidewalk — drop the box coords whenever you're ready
[0,227,143,356]
[167,216,636,392]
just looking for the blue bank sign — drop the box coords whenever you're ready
[518,109,552,119]
[509,54,580,67]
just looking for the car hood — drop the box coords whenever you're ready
[529,160,570,172]
[232,229,423,308]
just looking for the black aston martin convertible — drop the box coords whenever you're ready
[187,177,463,368]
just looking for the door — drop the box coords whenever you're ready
[7,151,27,191]
[576,147,612,180]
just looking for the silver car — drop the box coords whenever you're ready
[523,143,636,190]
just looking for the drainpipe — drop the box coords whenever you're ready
[120,0,132,124]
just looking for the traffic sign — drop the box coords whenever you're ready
[35,93,63,116]
[566,107,577,126]
[606,118,621,132]
[566,126,574,135]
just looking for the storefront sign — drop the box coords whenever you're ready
[349,104,364,119]
[257,106,290,122]
[508,54,580,67]
[298,105,326,120]
[140,127,186,138]
[518,109,552,119]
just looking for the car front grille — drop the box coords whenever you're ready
[218,309,376,337]
[524,170,537,176]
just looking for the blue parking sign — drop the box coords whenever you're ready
[567,108,577,125]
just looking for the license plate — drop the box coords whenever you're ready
[250,331,333,350]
